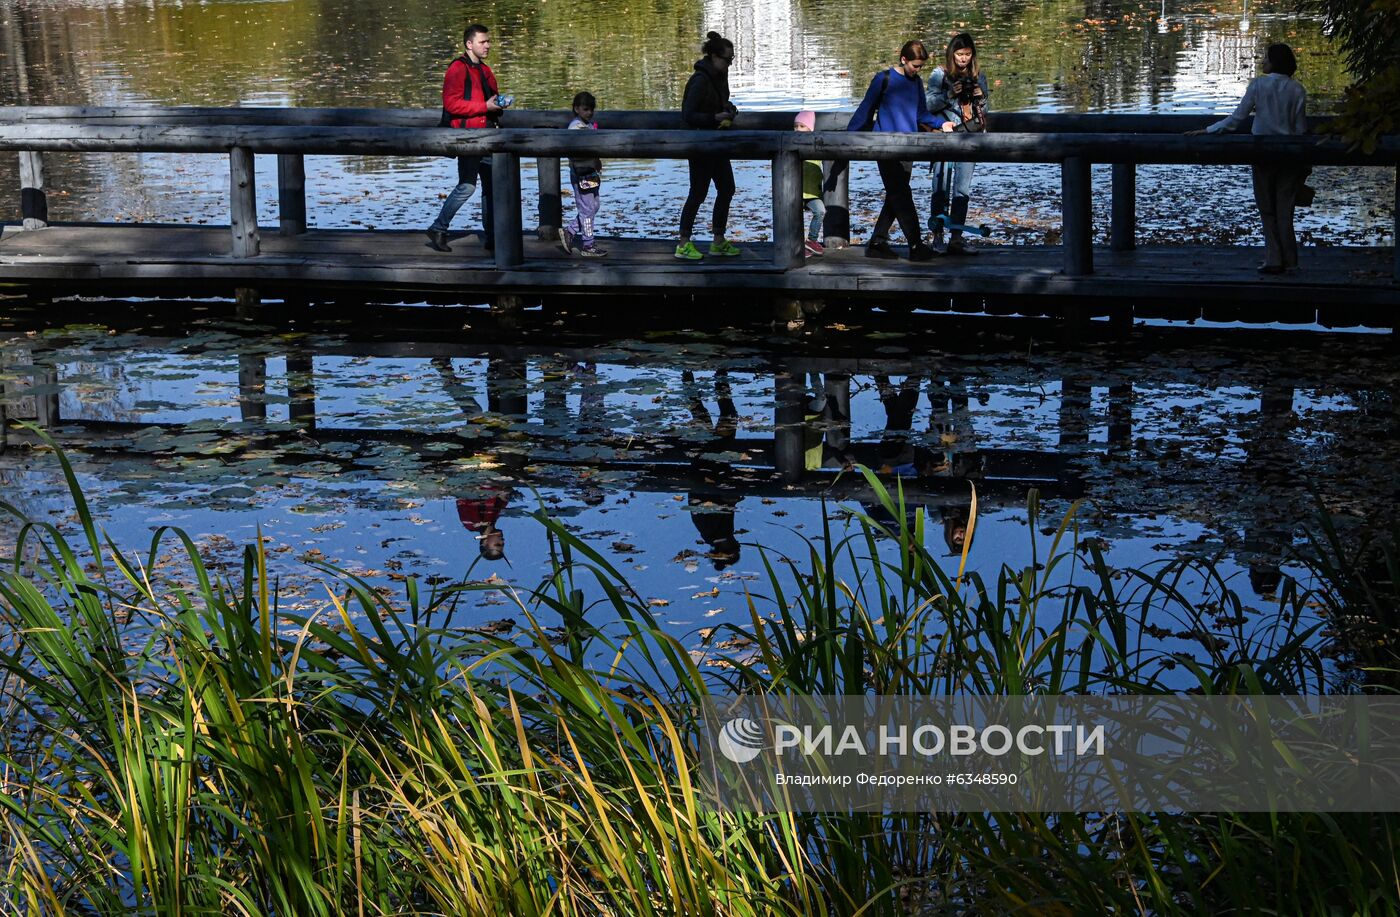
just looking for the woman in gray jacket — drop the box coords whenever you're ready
[926,33,989,255]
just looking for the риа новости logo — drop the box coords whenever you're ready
[717,717,766,764]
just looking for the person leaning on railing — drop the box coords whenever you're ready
[847,40,947,262]
[1185,43,1308,275]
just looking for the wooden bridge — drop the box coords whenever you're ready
[2,106,1397,320]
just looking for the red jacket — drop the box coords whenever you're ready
[442,57,498,129]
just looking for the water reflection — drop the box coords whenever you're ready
[3,305,1395,626]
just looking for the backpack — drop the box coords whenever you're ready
[856,69,893,131]
[438,57,496,128]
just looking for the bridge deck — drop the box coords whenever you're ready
[2,224,1396,311]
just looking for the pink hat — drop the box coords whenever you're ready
[794,110,816,130]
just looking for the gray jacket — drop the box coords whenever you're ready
[925,67,991,128]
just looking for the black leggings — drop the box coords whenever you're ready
[679,156,735,239]
[872,159,922,246]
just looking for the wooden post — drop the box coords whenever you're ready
[229,146,260,257]
[1108,382,1133,452]
[287,351,316,429]
[1394,166,1398,283]
[34,367,59,429]
[19,151,48,230]
[492,152,523,269]
[536,156,562,240]
[823,160,850,249]
[1058,376,1090,448]
[772,149,804,270]
[238,354,267,422]
[1061,157,1093,276]
[774,370,806,482]
[1110,162,1135,252]
[277,153,306,235]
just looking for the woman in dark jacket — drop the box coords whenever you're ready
[675,32,741,260]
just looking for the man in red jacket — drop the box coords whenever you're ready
[426,24,503,253]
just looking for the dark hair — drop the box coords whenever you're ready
[463,24,489,44]
[946,33,979,78]
[572,91,597,110]
[702,31,734,59]
[1266,43,1297,76]
[899,39,930,62]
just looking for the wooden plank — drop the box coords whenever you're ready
[1111,162,1135,252]
[492,152,523,268]
[771,149,804,270]
[33,367,59,428]
[19,151,48,230]
[229,146,260,257]
[2,122,1397,166]
[2,225,1397,308]
[1061,157,1093,276]
[0,105,1335,136]
[277,153,307,235]
[536,157,561,240]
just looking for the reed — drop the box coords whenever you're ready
[1,438,1396,915]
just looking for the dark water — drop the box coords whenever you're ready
[2,299,1395,664]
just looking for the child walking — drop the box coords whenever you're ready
[794,111,825,256]
[561,91,607,257]
[926,33,990,255]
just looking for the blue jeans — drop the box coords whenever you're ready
[929,161,975,237]
[804,198,826,241]
[429,156,494,246]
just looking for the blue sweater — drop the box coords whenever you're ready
[846,67,943,133]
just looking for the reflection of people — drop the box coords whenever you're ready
[458,489,509,561]
[427,24,503,254]
[675,32,742,261]
[804,372,855,471]
[1185,43,1307,274]
[928,377,985,478]
[875,374,922,475]
[683,369,742,569]
[941,503,974,556]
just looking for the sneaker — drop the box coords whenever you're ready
[945,238,978,256]
[709,239,742,257]
[804,239,825,257]
[865,237,898,260]
[674,240,704,260]
[1257,264,1284,275]
[580,246,607,258]
[909,244,940,262]
[559,227,576,255]
[426,229,452,252]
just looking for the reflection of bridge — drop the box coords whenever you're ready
[2,106,1396,320]
[4,317,1387,536]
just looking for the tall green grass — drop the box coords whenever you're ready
[1,440,1397,915]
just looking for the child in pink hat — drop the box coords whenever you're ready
[793,111,824,256]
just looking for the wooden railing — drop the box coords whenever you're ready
[2,106,1397,280]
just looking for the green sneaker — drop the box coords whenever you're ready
[708,239,742,257]
[674,240,704,260]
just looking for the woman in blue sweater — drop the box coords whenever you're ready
[846,40,947,261]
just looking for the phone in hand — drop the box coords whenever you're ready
[496,95,515,109]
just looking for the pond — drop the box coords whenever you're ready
[1,297,1395,678]
[1,0,1396,675]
